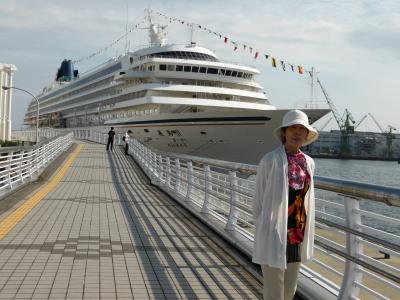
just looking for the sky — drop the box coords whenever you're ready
[1,0,399,132]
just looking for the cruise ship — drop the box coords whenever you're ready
[24,16,330,164]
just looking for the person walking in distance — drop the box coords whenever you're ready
[252,110,319,300]
[124,130,132,155]
[106,127,115,151]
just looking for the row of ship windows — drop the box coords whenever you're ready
[133,51,218,62]
[158,64,253,79]
[72,108,159,123]
[38,90,146,116]
[133,64,253,79]
[34,77,113,110]
[42,86,114,112]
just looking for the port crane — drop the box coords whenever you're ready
[314,75,355,155]
[310,70,397,158]
[318,117,333,131]
[367,113,397,158]
[354,114,368,130]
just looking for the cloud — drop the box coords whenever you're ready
[1,0,400,131]
[347,27,400,59]
[0,1,131,32]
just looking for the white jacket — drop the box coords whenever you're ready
[124,132,130,144]
[252,145,316,269]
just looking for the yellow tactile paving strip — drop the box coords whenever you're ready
[0,144,83,240]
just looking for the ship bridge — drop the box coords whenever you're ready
[1,128,399,299]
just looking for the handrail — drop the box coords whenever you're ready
[315,176,400,207]
[142,142,400,207]
[0,132,73,197]
[124,134,400,300]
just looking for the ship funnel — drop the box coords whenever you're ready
[56,59,78,82]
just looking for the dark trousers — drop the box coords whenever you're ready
[107,138,114,150]
[125,143,129,155]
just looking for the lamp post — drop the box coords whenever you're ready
[2,86,39,144]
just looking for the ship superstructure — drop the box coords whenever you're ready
[24,17,329,164]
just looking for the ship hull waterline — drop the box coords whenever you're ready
[107,108,329,165]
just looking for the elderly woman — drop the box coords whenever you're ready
[252,110,319,300]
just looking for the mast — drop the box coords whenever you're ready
[310,67,314,102]
[190,23,196,46]
[147,10,167,46]
[309,67,319,103]
[124,3,129,54]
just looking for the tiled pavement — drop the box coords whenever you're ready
[0,142,262,299]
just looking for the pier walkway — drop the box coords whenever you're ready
[5,130,400,299]
[0,142,262,299]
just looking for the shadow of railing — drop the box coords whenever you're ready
[107,146,262,299]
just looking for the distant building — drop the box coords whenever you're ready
[0,63,18,141]
[308,130,400,160]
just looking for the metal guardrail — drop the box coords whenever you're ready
[125,137,400,300]
[0,132,73,196]
[13,128,400,299]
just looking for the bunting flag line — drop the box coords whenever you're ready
[280,61,286,71]
[272,57,277,68]
[73,18,146,64]
[148,9,309,76]
[233,42,238,51]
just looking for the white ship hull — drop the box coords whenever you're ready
[111,109,329,164]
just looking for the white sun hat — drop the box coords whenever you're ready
[273,109,319,146]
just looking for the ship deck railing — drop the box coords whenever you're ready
[11,128,400,300]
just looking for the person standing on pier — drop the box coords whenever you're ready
[106,127,115,151]
[123,130,132,155]
[252,110,319,300]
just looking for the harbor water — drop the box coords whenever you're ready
[314,158,400,239]
[315,158,400,187]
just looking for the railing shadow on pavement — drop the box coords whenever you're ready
[107,146,263,299]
